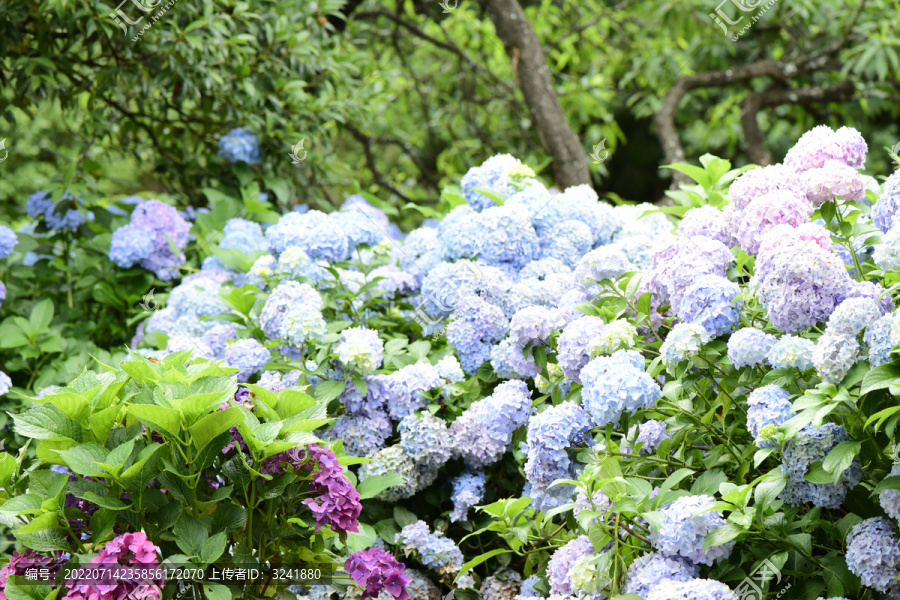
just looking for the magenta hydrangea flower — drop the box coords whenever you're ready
[728,164,809,211]
[784,125,867,172]
[345,548,411,600]
[0,550,66,600]
[63,531,164,600]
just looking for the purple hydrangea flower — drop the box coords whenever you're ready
[624,552,698,597]
[677,206,729,244]
[728,164,808,212]
[784,125,867,172]
[447,295,509,375]
[624,420,668,454]
[0,550,66,598]
[524,402,593,494]
[734,190,813,255]
[581,350,661,427]
[547,535,594,596]
[64,531,164,600]
[217,127,261,164]
[650,494,735,566]
[325,411,392,457]
[880,465,900,523]
[508,306,566,378]
[644,235,734,311]
[450,380,532,469]
[845,517,900,594]
[556,316,608,382]
[802,160,867,206]
[345,548,411,600]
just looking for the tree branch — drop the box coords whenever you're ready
[343,121,419,204]
[479,0,591,189]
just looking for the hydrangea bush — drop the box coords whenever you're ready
[4,125,900,599]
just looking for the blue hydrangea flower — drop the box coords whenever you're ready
[874,226,900,272]
[645,578,739,600]
[0,226,17,260]
[223,339,271,382]
[399,520,475,587]
[335,327,384,374]
[556,316,608,382]
[581,350,661,427]
[396,227,445,283]
[275,246,325,283]
[330,209,386,249]
[438,205,481,261]
[779,423,862,509]
[727,327,776,368]
[767,335,816,370]
[398,412,452,471]
[519,575,541,598]
[572,246,633,296]
[556,185,618,247]
[0,371,11,396]
[872,172,900,234]
[447,296,510,375]
[109,224,154,268]
[746,385,793,448]
[677,275,742,337]
[615,203,673,242]
[29,190,90,232]
[490,337,524,380]
[450,471,486,522]
[368,361,443,421]
[624,553,698,597]
[524,402,593,494]
[827,297,882,336]
[865,313,893,367]
[660,322,710,371]
[624,420,668,455]
[616,234,658,270]
[341,194,393,234]
[473,205,541,270]
[200,323,238,358]
[220,218,267,254]
[507,306,566,378]
[217,127,261,164]
[265,210,349,261]
[259,281,326,346]
[547,536,595,596]
[435,355,465,384]
[460,154,520,211]
[506,182,557,235]
[450,380,532,469]
[358,446,432,502]
[0,281,6,308]
[880,465,900,523]
[650,494,735,566]
[369,265,418,299]
[846,517,900,594]
[813,331,860,384]
[166,335,215,360]
[26,190,53,218]
[541,220,593,268]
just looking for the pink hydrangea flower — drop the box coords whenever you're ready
[63,532,163,600]
[784,125,867,172]
[734,190,813,254]
[802,160,867,205]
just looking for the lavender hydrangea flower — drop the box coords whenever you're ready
[734,190,813,255]
[729,164,809,211]
[812,331,860,385]
[826,297,882,336]
[490,337,524,380]
[109,200,191,280]
[845,518,900,594]
[109,224,155,268]
[650,494,735,566]
[435,355,465,384]
[335,327,384,374]
[864,313,893,367]
[518,575,541,598]
[677,206,729,244]
[644,235,734,310]
[542,220,594,268]
[370,265,418,299]
[508,306,566,378]
[396,227,443,283]
[0,281,5,308]
[218,127,261,164]
[779,423,861,509]
[677,275,742,337]
[547,536,595,596]
[450,471,486,522]
[784,125,867,172]
[880,465,900,523]
[266,210,350,261]
[460,154,520,212]
[624,553,698,597]
[450,380,532,469]
[556,316,608,382]
[0,226,17,260]
[259,281,327,345]
[645,578,739,600]
[572,246,633,296]
[873,172,900,234]
[223,339,271,382]
[368,362,443,421]
[447,295,509,374]
[325,412,392,458]
[874,224,900,272]
[661,322,710,370]
[524,402,593,494]
[727,327,776,368]
[0,371,11,396]
[624,420,668,454]
[398,412,452,469]
[555,184,619,247]
[746,385,793,448]
[581,350,661,427]
[802,160,867,205]
[399,521,475,587]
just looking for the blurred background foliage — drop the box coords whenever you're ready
[1,0,899,226]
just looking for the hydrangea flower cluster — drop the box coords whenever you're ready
[259,281,327,346]
[336,327,384,374]
[460,154,520,211]
[480,569,522,600]
[845,518,900,594]
[368,362,443,421]
[450,470,486,522]
[63,531,164,600]
[398,521,474,588]
[547,536,595,596]
[727,327,776,369]
[779,423,862,508]
[0,550,66,600]
[109,200,191,280]
[398,412,452,469]
[624,552,699,597]
[220,218,268,254]
[650,495,735,566]
[26,190,91,232]
[745,385,794,448]
[660,322,710,371]
[644,579,739,600]
[524,402,593,501]
[450,380,532,468]
[624,420,668,454]
[223,338,271,382]
[344,548,411,600]
[0,226,16,260]
[217,127,261,164]
[580,350,661,427]
[677,275,742,337]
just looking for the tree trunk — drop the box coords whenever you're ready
[480,0,590,189]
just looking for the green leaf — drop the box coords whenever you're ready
[81,491,130,510]
[314,381,344,404]
[189,408,244,454]
[822,441,861,479]
[127,404,182,438]
[201,532,227,563]
[53,444,110,477]
[16,528,70,552]
[202,584,232,600]
[174,515,208,556]
[28,299,54,332]
[159,471,193,506]
[860,363,900,395]
[12,405,82,442]
[211,504,247,533]
[357,474,404,500]
[121,443,163,479]
[17,512,59,534]
[456,548,509,579]
[393,506,417,527]
[703,523,743,550]
[754,472,786,512]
